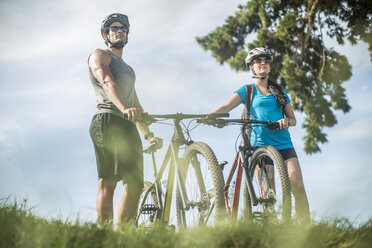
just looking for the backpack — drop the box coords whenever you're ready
[243,82,286,119]
[242,84,254,119]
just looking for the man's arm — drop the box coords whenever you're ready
[88,49,140,120]
[133,90,163,146]
[133,90,150,135]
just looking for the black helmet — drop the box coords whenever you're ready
[245,47,273,67]
[100,13,130,36]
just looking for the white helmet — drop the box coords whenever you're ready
[245,47,274,67]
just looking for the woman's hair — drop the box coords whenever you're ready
[267,80,287,108]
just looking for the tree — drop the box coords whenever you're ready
[197,0,372,154]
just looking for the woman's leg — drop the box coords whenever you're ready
[285,157,310,224]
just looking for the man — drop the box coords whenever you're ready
[88,13,162,225]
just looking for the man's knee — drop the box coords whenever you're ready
[98,178,117,191]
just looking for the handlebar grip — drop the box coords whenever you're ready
[266,121,280,130]
[207,113,230,118]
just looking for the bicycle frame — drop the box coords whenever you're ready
[138,113,229,225]
[139,118,191,225]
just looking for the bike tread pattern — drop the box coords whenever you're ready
[244,145,292,221]
[176,142,225,228]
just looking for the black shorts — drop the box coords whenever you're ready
[264,148,297,165]
[89,113,143,186]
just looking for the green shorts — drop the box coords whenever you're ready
[89,113,143,187]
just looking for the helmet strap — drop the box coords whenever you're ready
[251,67,270,80]
[252,74,269,80]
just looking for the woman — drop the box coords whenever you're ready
[213,47,310,224]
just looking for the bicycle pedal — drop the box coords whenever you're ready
[141,204,159,214]
[252,211,264,218]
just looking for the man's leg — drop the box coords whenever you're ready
[96,178,117,225]
[286,158,310,224]
[117,182,142,224]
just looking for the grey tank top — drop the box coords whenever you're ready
[89,50,136,117]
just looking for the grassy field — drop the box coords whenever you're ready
[1,199,371,248]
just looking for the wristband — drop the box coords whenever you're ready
[144,132,154,140]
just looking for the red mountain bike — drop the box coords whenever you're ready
[199,116,292,222]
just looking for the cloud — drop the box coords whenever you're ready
[0,119,25,167]
[327,116,372,144]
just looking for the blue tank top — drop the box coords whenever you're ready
[235,84,293,150]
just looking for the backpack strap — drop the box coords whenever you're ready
[244,84,254,119]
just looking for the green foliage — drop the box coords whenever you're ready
[197,0,372,154]
[1,199,372,248]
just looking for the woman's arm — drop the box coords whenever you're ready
[213,93,241,114]
[278,103,297,129]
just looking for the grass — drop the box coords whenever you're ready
[1,199,371,248]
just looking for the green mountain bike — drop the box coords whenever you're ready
[135,113,228,229]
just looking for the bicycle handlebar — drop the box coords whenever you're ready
[147,112,229,120]
[139,113,230,126]
[140,113,230,154]
[197,118,280,130]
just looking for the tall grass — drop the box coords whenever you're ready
[1,199,371,248]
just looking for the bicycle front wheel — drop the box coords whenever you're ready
[243,145,291,222]
[135,181,161,227]
[176,142,225,228]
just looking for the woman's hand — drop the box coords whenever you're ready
[278,118,290,129]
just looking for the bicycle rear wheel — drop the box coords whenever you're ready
[135,181,161,227]
[243,145,291,222]
[176,142,225,228]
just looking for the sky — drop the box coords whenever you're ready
[0,0,371,225]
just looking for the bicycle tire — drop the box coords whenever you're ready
[135,181,161,227]
[176,142,225,228]
[243,145,292,222]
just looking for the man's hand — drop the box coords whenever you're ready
[147,136,163,149]
[124,108,141,121]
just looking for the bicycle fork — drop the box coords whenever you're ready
[244,156,273,207]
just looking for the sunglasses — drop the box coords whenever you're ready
[110,26,128,32]
[253,58,272,64]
